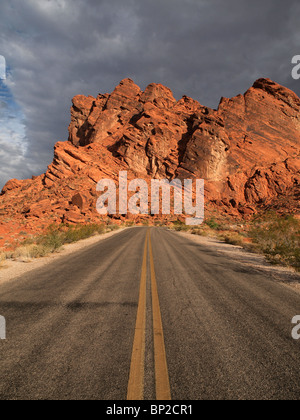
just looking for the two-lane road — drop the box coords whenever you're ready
[0,227,300,400]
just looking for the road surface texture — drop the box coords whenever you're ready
[0,227,300,400]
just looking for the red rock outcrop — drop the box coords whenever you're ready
[0,77,299,248]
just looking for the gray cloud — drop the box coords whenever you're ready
[0,0,300,188]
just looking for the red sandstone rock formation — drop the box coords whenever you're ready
[0,78,299,248]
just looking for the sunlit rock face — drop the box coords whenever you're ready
[1,78,300,246]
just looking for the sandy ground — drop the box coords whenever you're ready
[0,228,128,286]
[176,231,300,292]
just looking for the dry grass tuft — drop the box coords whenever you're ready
[0,223,120,263]
[250,212,300,271]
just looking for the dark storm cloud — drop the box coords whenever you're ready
[0,0,299,187]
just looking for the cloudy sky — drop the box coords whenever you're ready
[0,0,300,188]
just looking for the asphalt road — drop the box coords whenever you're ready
[0,227,300,400]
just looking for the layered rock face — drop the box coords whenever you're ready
[1,78,300,247]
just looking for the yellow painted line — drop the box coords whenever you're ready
[127,230,149,400]
[149,231,172,401]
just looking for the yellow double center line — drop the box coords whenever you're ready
[127,230,148,400]
[127,229,171,401]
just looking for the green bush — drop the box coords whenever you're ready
[171,220,190,231]
[250,213,300,270]
[39,230,64,250]
[205,218,220,230]
[63,224,105,243]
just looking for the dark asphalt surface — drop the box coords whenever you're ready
[0,227,300,400]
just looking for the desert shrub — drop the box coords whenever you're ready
[106,224,120,232]
[174,224,190,232]
[250,213,300,270]
[63,224,105,243]
[195,229,210,237]
[205,217,220,230]
[222,233,245,247]
[38,229,64,250]
[175,225,190,232]
[4,223,109,261]
[189,227,208,236]
[171,220,191,232]
[12,244,50,260]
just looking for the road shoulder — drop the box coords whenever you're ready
[174,230,300,292]
[0,228,128,286]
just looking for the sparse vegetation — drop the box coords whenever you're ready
[106,224,120,232]
[249,213,300,271]
[222,232,245,247]
[1,212,299,273]
[205,217,220,230]
[170,212,300,272]
[0,223,120,263]
[172,220,191,232]
[125,220,135,227]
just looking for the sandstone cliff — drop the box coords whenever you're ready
[1,78,299,247]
